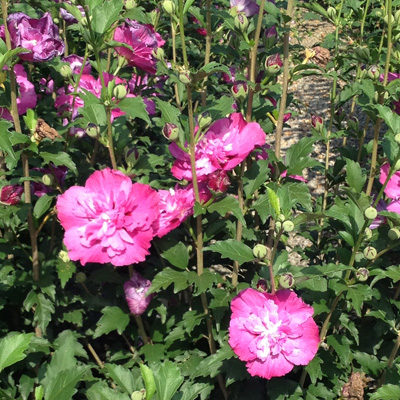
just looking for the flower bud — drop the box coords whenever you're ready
[354,46,371,63]
[163,123,179,142]
[58,250,70,263]
[75,272,87,283]
[395,10,400,25]
[311,115,323,132]
[277,213,286,222]
[207,170,230,193]
[364,207,378,220]
[265,54,283,75]
[356,268,369,282]
[231,81,248,103]
[113,85,127,100]
[253,244,268,259]
[152,47,165,61]
[347,117,359,132]
[131,390,146,400]
[283,220,294,233]
[234,13,249,33]
[124,272,154,316]
[394,133,400,145]
[256,279,268,292]
[394,159,400,171]
[60,64,73,79]
[162,0,176,15]
[0,185,23,205]
[124,147,140,168]
[275,221,282,232]
[149,8,160,26]
[86,123,100,138]
[384,14,395,25]
[198,112,212,132]
[264,26,278,49]
[179,71,191,85]
[279,273,295,288]
[364,227,373,240]
[42,173,54,186]
[363,246,377,260]
[388,227,400,240]
[125,0,137,10]
[327,6,337,20]
[367,65,380,80]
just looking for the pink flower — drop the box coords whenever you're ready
[124,272,154,316]
[230,0,260,17]
[56,168,160,266]
[207,170,230,193]
[190,16,207,36]
[1,184,24,205]
[63,54,92,75]
[229,288,320,379]
[169,113,265,181]
[1,12,64,62]
[0,64,37,121]
[380,163,400,199]
[114,20,165,75]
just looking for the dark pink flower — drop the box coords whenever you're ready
[190,16,207,36]
[229,288,320,379]
[114,20,165,75]
[63,54,91,75]
[0,64,37,121]
[56,168,160,266]
[2,12,65,62]
[169,113,266,181]
[0,184,24,205]
[380,163,400,199]
[207,170,230,193]
[124,272,154,316]
[265,53,283,74]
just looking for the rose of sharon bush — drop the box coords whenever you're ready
[169,113,265,181]
[229,288,320,379]
[124,272,154,316]
[56,168,159,266]
[1,12,64,62]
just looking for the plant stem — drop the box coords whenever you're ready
[86,341,104,369]
[178,0,189,69]
[134,315,150,345]
[377,329,400,388]
[171,19,182,110]
[201,0,212,107]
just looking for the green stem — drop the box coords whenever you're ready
[134,315,150,345]
[178,0,189,69]
[171,19,182,110]
[201,0,212,107]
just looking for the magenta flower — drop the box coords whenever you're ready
[124,272,154,316]
[230,0,260,17]
[0,184,24,205]
[207,170,230,193]
[114,20,165,75]
[169,113,265,181]
[56,168,160,266]
[380,163,400,199]
[0,64,37,121]
[63,54,92,75]
[1,12,65,62]
[229,288,320,379]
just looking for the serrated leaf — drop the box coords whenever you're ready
[345,159,366,192]
[91,0,123,35]
[251,193,272,223]
[117,97,150,124]
[375,104,400,134]
[335,282,373,316]
[204,239,254,264]
[208,196,246,227]
[305,356,323,384]
[33,194,53,219]
[188,269,217,295]
[106,364,136,394]
[140,364,156,400]
[0,333,33,372]
[183,0,195,14]
[155,99,181,126]
[161,241,189,270]
[79,103,107,126]
[93,306,129,338]
[285,137,316,168]
[153,361,184,400]
[23,291,55,333]
[0,120,16,160]
[147,268,189,295]
[56,259,76,289]
[370,384,400,400]
[277,181,312,212]
[86,381,131,400]
[176,383,212,400]
[40,152,77,175]
[243,159,270,199]
[43,367,87,400]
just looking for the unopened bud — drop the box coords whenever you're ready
[58,250,70,263]
[282,220,294,232]
[388,227,400,240]
[198,112,212,131]
[394,159,400,171]
[131,390,146,400]
[394,133,400,145]
[60,64,72,79]
[86,123,100,138]
[163,123,179,142]
[124,147,140,167]
[395,10,400,25]
[42,174,54,186]
[234,13,248,33]
[125,0,137,10]
[279,273,294,288]
[356,268,369,282]
[113,85,127,100]
[256,279,268,292]
[162,0,176,15]
[231,81,248,102]
[253,244,268,259]
[277,213,286,222]
[364,207,378,220]
[75,272,87,283]
[265,54,282,75]
[363,246,377,260]
[264,26,278,49]
[275,221,282,232]
[311,115,323,132]
[179,71,191,85]
[327,6,337,20]
[347,117,359,132]
[367,65,380,80]
[364,227,373,240]
[384,14,395,25]
[152,47,165,61]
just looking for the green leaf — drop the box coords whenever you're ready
[251,194,272,223]
[335,282,373,316]
[86,382,131,400]
[153,361,184,400]
[285,137,316,168]
[305,356,323,384]
[79,103,107,126]
[155,99,181,127]
[0,120,16,160]
[326,335,352,365]
[40,152,77,175]
[91,0,123,35]
[140,364,156,400]
[33,194,53,219]
[193,62,230,82]
[0,333,33,372]
[23,291,55,333]
[243,159,270,199]
[161,241,189,270]
[175,383,213,400]
[56,259,76,289]
[117,97,151,124]
[43,367,87,400]
[293,212,325,227]
[93,306,130,338]
[370,384,400,400]
[106,364,136,394]
[203,96,235,121]
[277,182,312,212]
[375,104,400,134]
[204,239,254,264]
[208,196,246,227]
[183,0,195,14]
[147,268,189,294]
[295,276,327,292]
[267,187,280,216]
[188,269,218,295]
[345,159,366,192]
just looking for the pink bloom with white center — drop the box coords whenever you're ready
[169,113,265,181]
[124,272,154,316]
[114,20,165,75]
[229,288,320,379]
[56,168,160,266]
[0,64,37,121]
[156,183,212,238]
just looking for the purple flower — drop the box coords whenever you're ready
[63,54,91,75]
[1,184,24,205]
[124,272,154,316]
[230,0,260,17]
[2,12,65,62]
